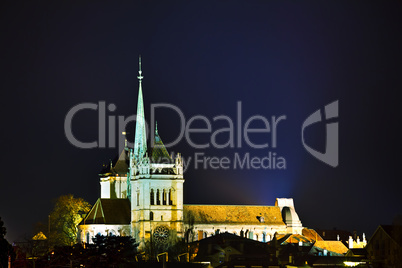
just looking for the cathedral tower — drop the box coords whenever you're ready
[128,57,185,247]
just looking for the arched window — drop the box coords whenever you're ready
[163,189,167,205]
[137,192,139,206]
[262,232,266,242]
[156,189,160,205]
[150,211,154,221]
[169,189,173,205]
[150,189,154,205]
[86,232,90,244]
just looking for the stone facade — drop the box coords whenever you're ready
[129,153,185,246]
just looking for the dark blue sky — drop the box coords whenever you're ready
[1,1,401,242]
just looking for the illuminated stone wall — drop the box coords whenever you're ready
[129,154,185,248]
[100,176,128,199]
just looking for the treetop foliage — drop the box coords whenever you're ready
[49,194,91,247]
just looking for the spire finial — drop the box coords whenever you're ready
[122,131,128,148]
[134,55,147,160]
[155,121,158,135]
[137,55,143,82]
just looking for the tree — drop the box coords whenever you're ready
[49,195,91,247]
[90,234,138,265]
[0,217,15,268]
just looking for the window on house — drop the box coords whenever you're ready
[150,211,154,221]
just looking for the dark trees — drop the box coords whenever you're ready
[0,217,15,268]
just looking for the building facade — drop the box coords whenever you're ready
[78,58,303,248]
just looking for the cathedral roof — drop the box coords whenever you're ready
[150,127,172,163]
[183,205,286,225]
[99,148,129,176]
[113,148,129,174]
[80,198,130,225]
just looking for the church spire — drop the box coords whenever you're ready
[155,121,158,135]
[133,56,147,160]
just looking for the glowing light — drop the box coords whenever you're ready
[344,261,365,267]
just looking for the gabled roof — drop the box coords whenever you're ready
[345,248,367,257]
[151,129,172,163]
[302,228,324,242]
[32,232,47,240]
[276,233,313,245]
[113,148,130,174]
[80,198,130,225]
[312,241,348,255]
[99,148,129,176]
[369,225,402,247]
[184,205,285,225]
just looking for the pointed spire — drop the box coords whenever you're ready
[137,55,143,82]
[155,121,158,135]
[133,56,147,160]
[151,125,171,163]
[122,131,128,148]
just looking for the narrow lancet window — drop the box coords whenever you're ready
[163,189,167,205]
[150,189,154,205]
[156,189,160,205]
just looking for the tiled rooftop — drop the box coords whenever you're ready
[313,241,348,255]
[184,205,285,225]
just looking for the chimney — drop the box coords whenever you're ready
[348,236,353,249]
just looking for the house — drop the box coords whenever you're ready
[366,225,402,267]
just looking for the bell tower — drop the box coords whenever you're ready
[128,57,184,247]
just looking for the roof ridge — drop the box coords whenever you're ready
[184,204,277,207]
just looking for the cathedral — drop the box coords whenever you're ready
[77,58,303,248]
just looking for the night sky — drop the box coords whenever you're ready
[1,1,401,243]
